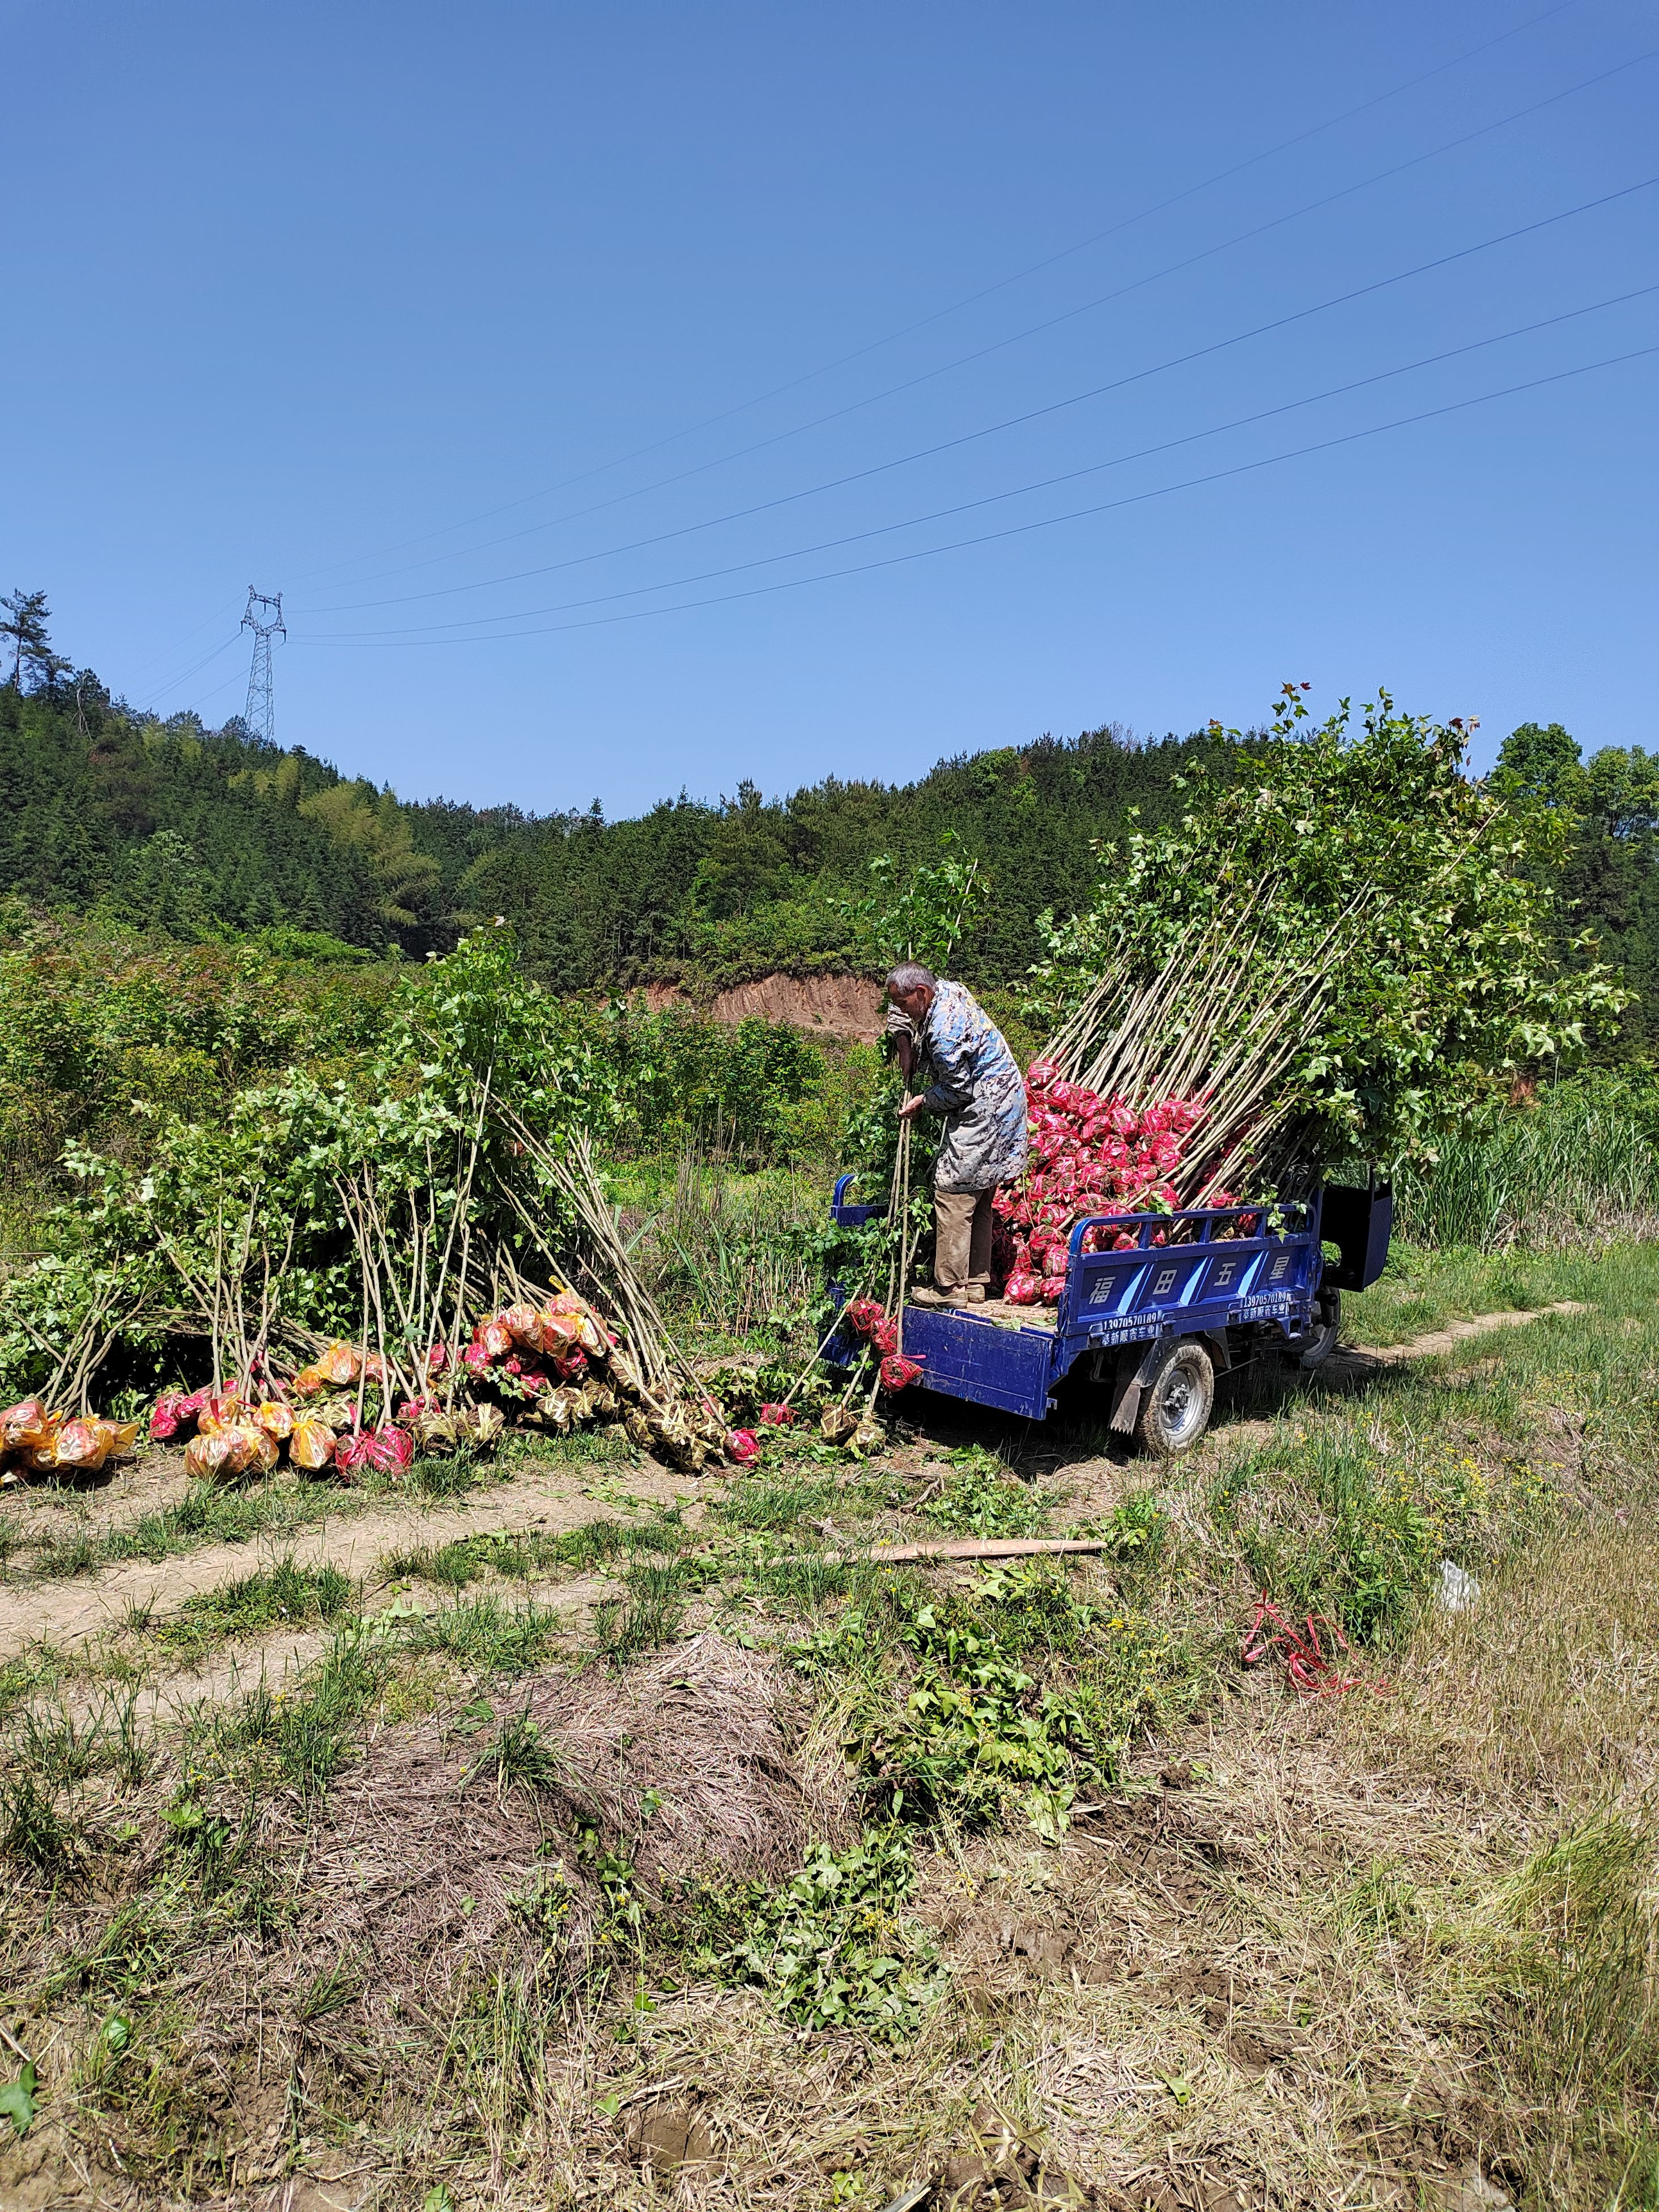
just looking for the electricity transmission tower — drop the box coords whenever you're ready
[240,588,286,742]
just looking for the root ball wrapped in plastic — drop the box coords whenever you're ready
[607,1351,644,1401]
[224,1422,280,1477]
[878,1353,924,1393]
[148,1392,187,1442]
[459,1402,504,1449]
[534,1384,577,1434]
[198,1392,246,1437]
[185,1430,242,1482]
[289,1416,337,1471]
[256,1401,295,1441]
[362,1426,413,1476]
[843,1298,886,1338]
[48,1417,113,1473]
[333,1430,372,1477]
[317,1342,363,1387]
[502,1301,542,1348]
[2,1398,55,1451]
[412,1406,459,1454]
[474,1316,513,1361]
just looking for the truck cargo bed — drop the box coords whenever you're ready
[824,1172,1392,1443]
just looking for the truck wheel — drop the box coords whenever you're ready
[1134,1338,1214,1457]
[1294,1287,1342,1371]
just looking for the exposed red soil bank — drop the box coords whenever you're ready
[640,972,883,1041]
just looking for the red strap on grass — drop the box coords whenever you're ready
[1241,1594,1375,1698]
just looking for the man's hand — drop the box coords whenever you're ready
[897,1092,929,1123]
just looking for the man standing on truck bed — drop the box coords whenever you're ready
[886,962,1028,1307]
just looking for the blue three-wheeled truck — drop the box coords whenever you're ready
[826,1176,1393,1456]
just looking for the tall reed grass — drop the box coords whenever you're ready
[1392,1078,1659,1250]
[629,1150,820,1338]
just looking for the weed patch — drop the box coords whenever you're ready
[714,1472,836,1531]
[401,1595,568,1681]
[1210,1420,1552,1642]
[151,1556,356,1656]
[921,1447,1055,1539]
[796,1559,1205,1835]
[382,1516,680,1588]
[594,1560,692,1663]
[683,1829,942,2040]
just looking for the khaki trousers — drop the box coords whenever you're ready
[934,1187,993,1294]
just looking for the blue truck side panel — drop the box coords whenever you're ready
[826,1177,1386,1423]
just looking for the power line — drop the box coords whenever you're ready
[300,284,1659,640]
[292,0,1583,587]
[122,609,237,694]
[134,632,244,713]
[296,341,1658,648]
[300,167,1659,619]
[303,37,1658,606]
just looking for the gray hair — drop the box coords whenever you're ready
[885,961,937,996]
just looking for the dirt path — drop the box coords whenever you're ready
[0,1299,1590,1675]
[1330,1297,1586,1373]
[0,1458,694,1667]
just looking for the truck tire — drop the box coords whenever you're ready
[1133,1338,1215,1457]
[1294,1287,1342,1371]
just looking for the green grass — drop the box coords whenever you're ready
[1216,1241,1659,1643]
[382,1516,682,1587]
[739,1550,861,1610]
[203,1596,570,1803]
[712,1472,835,1530]
[400,1594,568,1680]
[25,1478,355,1580]
[593,1558,696,1663]
[628,1154,820,1345]
[1343,1239,1601,1348]
[465,1707,571,1802]
[151,1556,357,1657]
[1391,1077,1659,1250]
[0,1645,65,1720]
[14,1447,526,1585]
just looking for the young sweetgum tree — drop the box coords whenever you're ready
[1032,686,1626,1170]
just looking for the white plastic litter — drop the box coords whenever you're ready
[1436,1559,1481,1614]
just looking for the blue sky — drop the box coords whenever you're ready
[3,0,1655,813]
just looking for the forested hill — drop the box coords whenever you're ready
[2,634,1656,1033]
[0,665,1217,988]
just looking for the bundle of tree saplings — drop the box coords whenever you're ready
[0,1400,140,1487]
[456,1292,735,1470]
[141,1285,735,1485]
[0,929,744,1474]
[1030,691,1623,1198]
